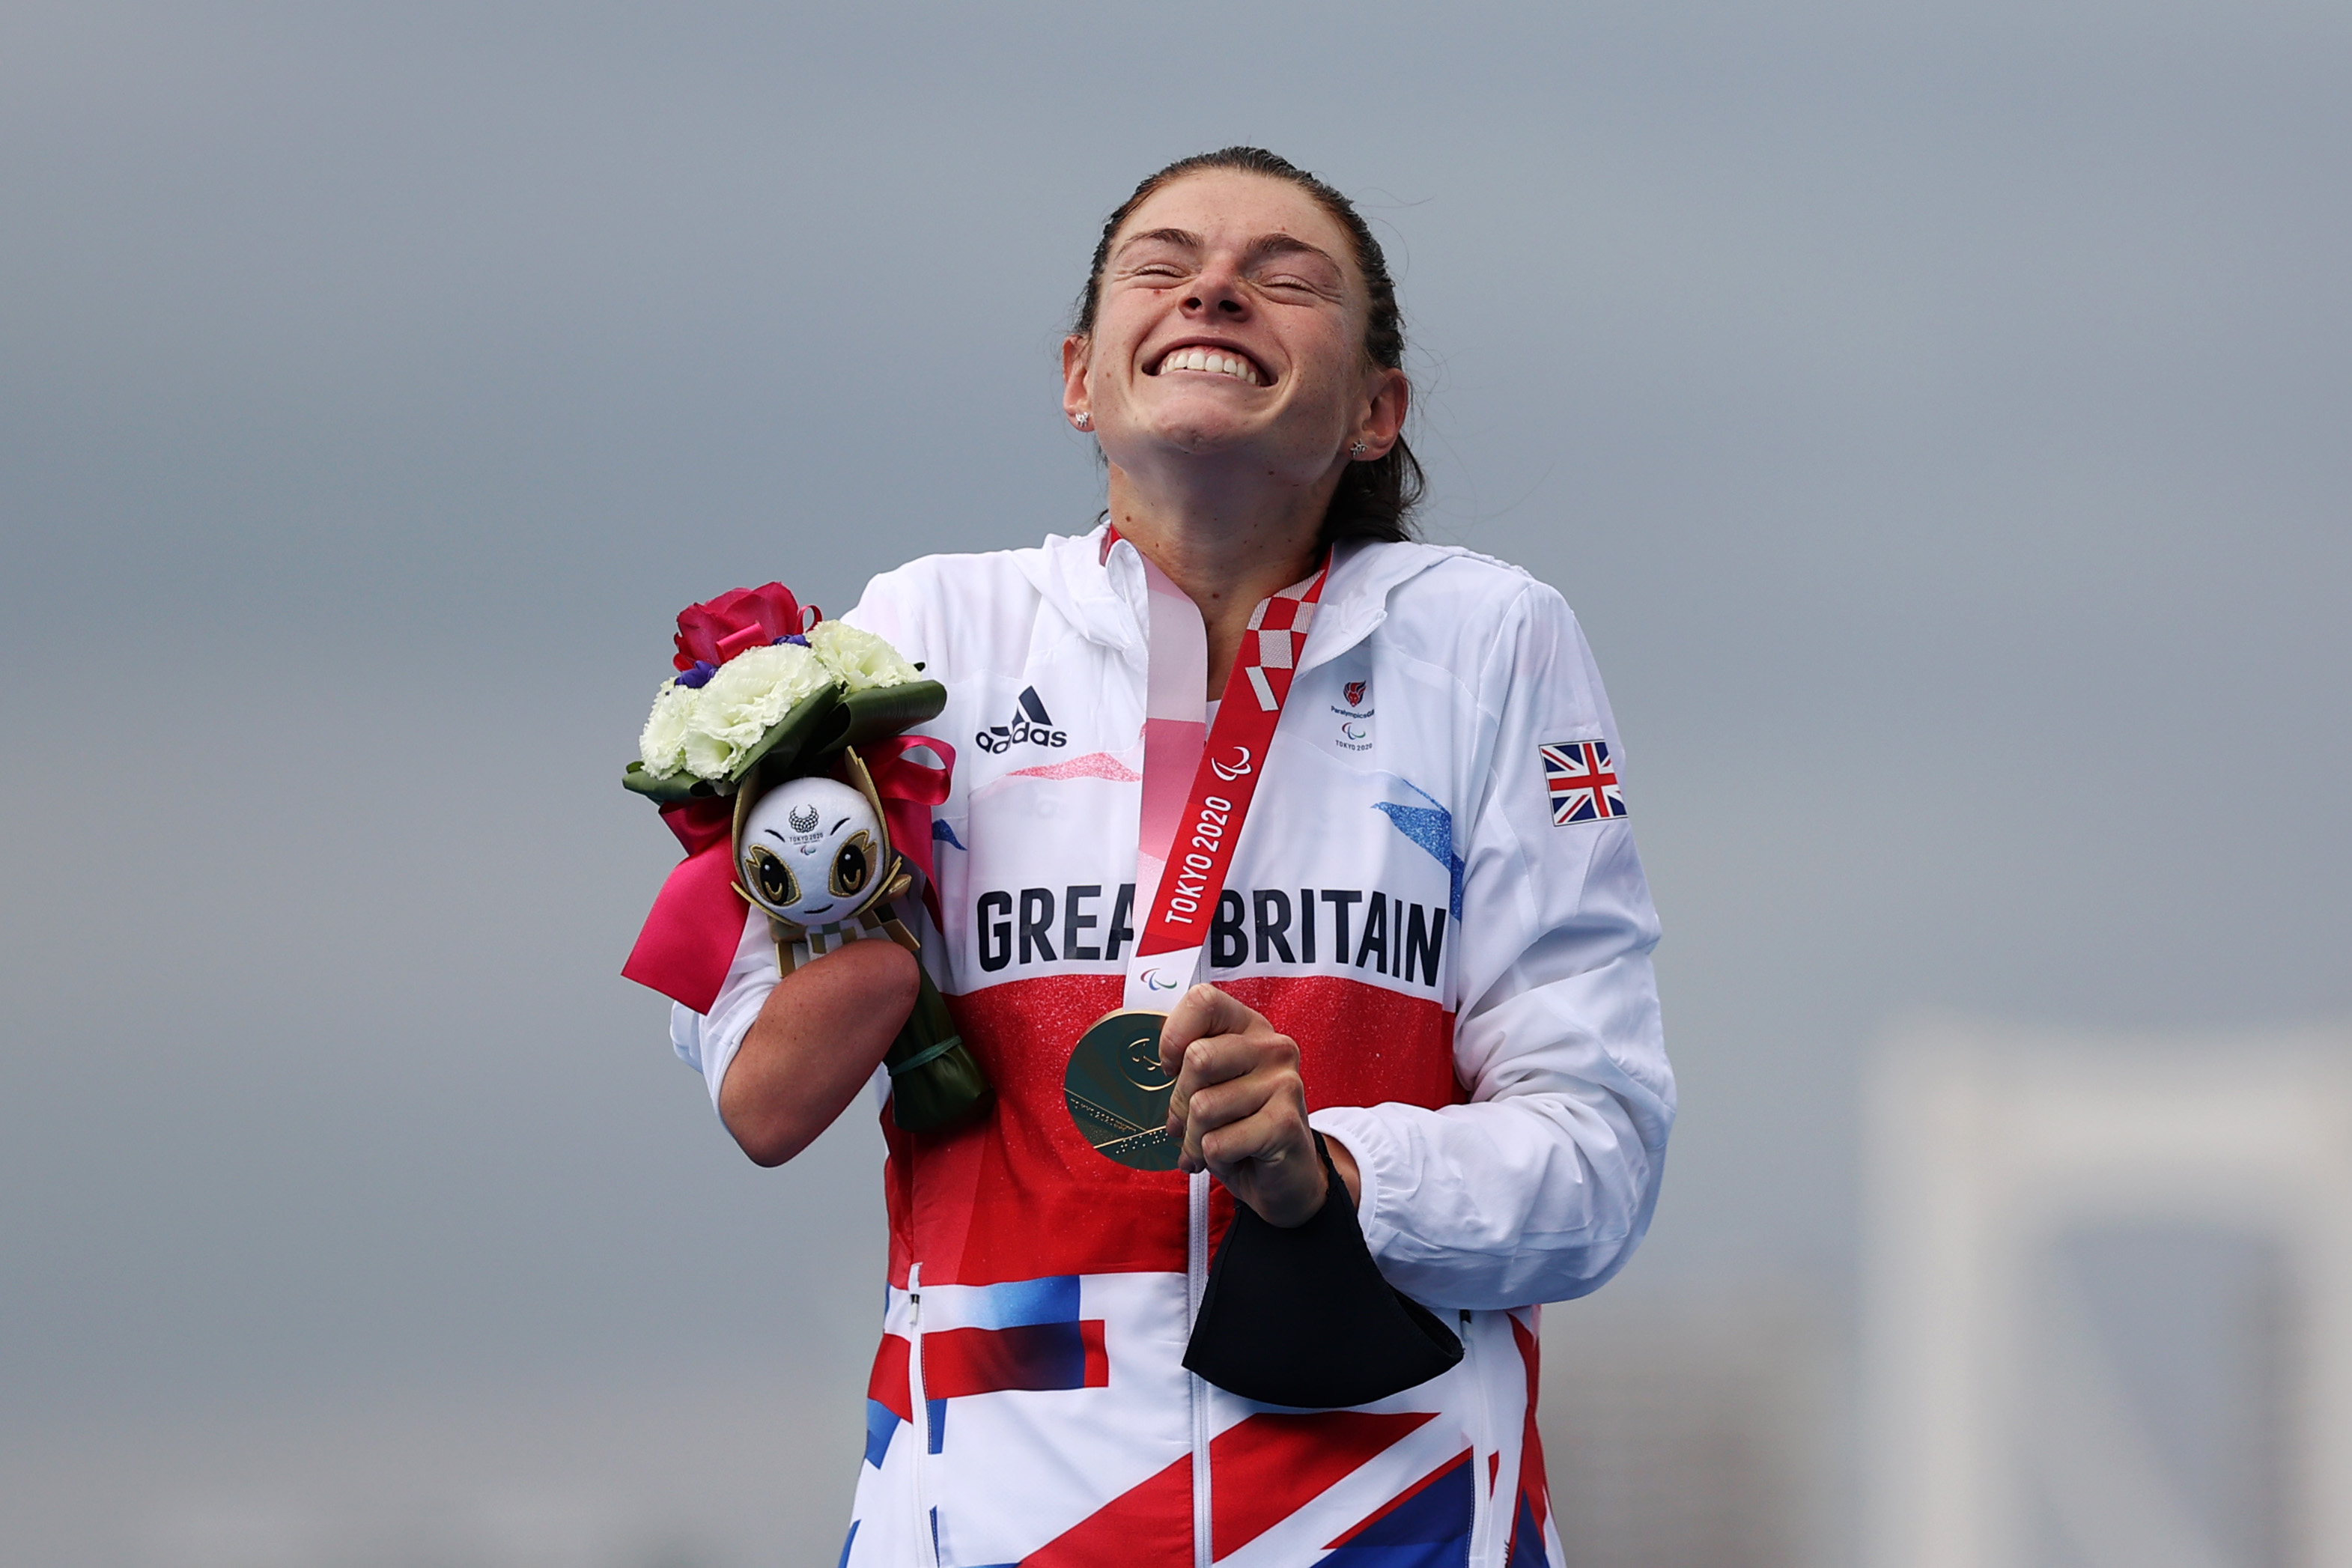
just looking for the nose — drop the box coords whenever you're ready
[1182,256,1250,320]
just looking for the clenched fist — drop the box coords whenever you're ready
[1158,984,1361,1227]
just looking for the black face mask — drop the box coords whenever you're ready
[1183,1131,1463,1409]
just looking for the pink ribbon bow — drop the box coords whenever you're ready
[861,735,955,897]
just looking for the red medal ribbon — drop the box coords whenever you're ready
[1106,529,1330,983]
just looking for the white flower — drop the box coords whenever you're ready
[683,642,832,778]
[637,678,699,779]
[807,620,920,692]
[680,726,741,781]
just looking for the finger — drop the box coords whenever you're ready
[1175,1072,1282,1167]
[1176,1052,1307,1174]
[1157,984,1267,1077]
[1173,1032,1261,1097]
[1197,1102,1304,1179]
[1164,1032,1279,1140]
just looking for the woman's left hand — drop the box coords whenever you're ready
[1160,984,1361,1227]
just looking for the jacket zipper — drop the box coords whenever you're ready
[908,1262,940,1568]
[1462,1309,1495,1566]
[1188,1170,1212,1568]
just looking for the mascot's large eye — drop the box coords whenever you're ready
[830,831,875,898]
[746,845,799,911]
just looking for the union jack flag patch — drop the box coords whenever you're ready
[1542,739,1627,824]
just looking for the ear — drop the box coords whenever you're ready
[1061,335,1093,428]
[1349,365,1410,461]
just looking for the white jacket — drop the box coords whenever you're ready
[673,526,1671,1568]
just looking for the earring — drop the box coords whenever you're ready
[1349,440,1368,458]
[1075,411,1093,430]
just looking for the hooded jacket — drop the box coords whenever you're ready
[672,526,1673,1568]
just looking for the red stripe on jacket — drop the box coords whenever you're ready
[878,972,1462,1289]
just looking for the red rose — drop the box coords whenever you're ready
[672,583,809,671]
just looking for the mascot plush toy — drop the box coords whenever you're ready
[620,583,986,1132]
[737,775,883,929]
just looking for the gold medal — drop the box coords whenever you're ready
[1064,1010,1182,1171]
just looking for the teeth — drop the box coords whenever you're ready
[1159,348,1261,385]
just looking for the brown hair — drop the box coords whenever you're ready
[1074,147,1425,546]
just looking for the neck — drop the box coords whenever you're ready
[1106,461,1334,695]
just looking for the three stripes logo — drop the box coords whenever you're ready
[976,686,1069,754]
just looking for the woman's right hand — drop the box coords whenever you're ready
[719,938,918,1166]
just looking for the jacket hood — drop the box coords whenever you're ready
[1015,522,1471,675]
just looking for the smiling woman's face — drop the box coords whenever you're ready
[1066,169,1396,485]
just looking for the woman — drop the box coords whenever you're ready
[674,148,1671,1568]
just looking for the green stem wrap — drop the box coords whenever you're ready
[882,964,991,1132]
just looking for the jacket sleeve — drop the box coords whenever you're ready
[1308,580,1673,1310]
[669,902,788,1116]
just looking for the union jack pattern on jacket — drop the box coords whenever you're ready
[672,528,1674,1567]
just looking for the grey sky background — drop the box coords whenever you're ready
[4,1,2347,1561]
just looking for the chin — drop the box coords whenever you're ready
[1158,425,1248,457]
[1140,405,1257,455]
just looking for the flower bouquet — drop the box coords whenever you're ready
[621,583,988,1133]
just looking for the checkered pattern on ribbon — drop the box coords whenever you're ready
[1240,586,1319,710]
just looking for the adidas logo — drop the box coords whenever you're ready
[976,686,1069,754]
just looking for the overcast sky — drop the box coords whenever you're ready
[3,1,2347,1561]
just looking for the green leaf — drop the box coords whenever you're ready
[836,679,949,751]
[621,760,717,804]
